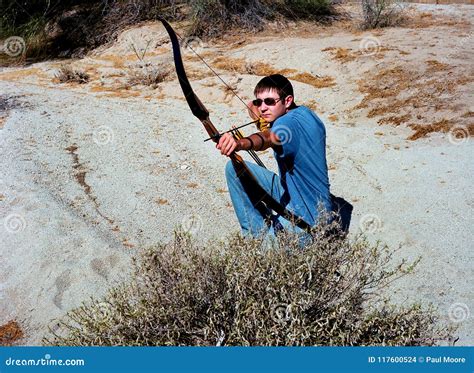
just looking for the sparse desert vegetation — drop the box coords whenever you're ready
[44,229,453,346]
[55,65,90,84]
[361,0,407,29]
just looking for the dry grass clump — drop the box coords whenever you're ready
[425,60,451,73]
[44,228,453,346]
[406,11,471,30]
[211,57,335,90]
[407,119,452,141]
[377,113,411,126]
[212,56,277,76]
[304,99,323,112]
[408,119,474,141]
[361,0,406,29]
[0,320,24,346]
[353,63,473,139]
[55,65,90,84]
[291,72,336,89]
[322,47,357,63]
[322,45,397,63]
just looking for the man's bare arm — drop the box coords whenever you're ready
[216,131,280,156]
[237,131,280,152]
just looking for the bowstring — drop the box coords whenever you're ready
[176,34,251,111]
[174,32,266,164]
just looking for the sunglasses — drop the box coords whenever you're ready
[252,97,282,107]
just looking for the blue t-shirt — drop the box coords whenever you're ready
[271,106,331,225]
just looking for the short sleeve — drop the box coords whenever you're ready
[271,115,300,158]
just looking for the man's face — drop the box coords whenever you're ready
[255,89,292,123]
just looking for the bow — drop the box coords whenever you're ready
[159,18,311,233]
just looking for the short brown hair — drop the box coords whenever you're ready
[254,74,297,109]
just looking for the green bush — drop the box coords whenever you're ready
[44,227,453,346]
[1,0,180,62]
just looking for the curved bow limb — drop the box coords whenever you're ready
[158,18,312,233]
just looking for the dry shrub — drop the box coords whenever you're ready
[58,0,180,54]
[361,0,406,30]
[188,0,339,38]
[55,64,90,84]
[274,0,338,21]
[1,1,340,62]
[126,62,173,88]
[44,227,453,346]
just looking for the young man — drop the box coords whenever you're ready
[217,74,332,238]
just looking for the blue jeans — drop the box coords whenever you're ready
[225,160,312,244]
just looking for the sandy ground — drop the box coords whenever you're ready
[0,3,473,345]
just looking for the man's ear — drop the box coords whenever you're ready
[246,100,259,120]
[284,95,294,109]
